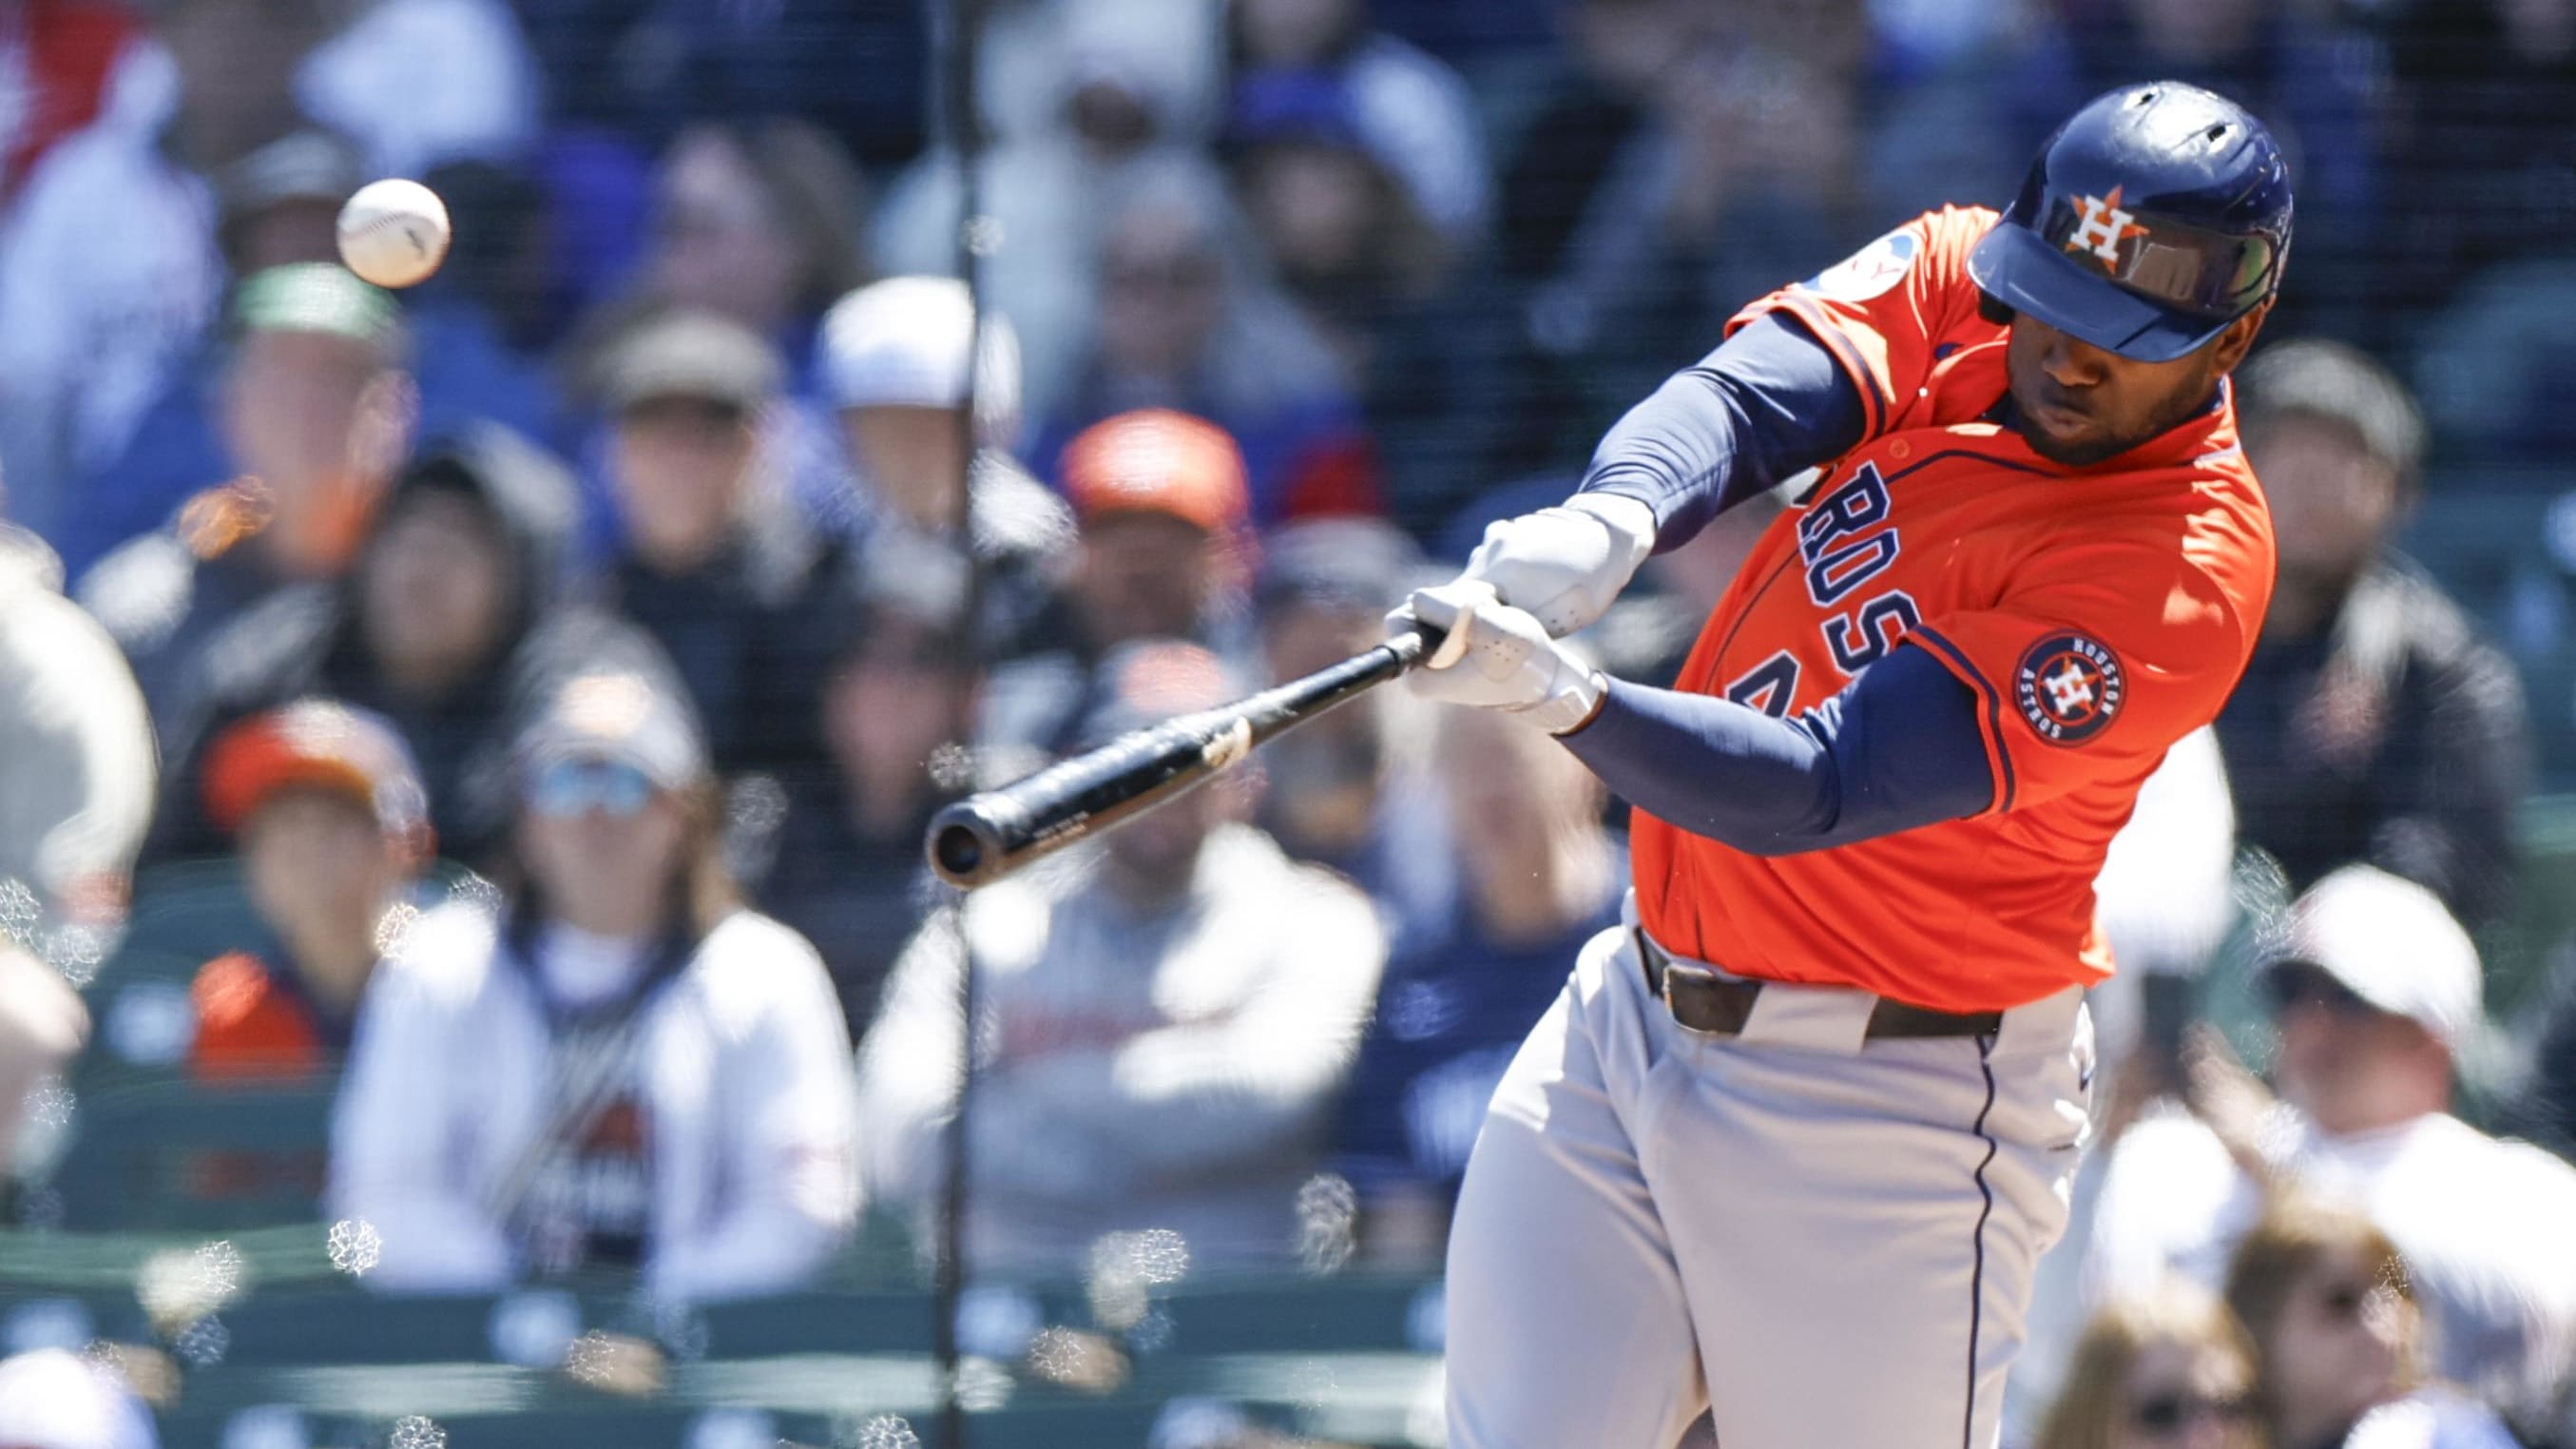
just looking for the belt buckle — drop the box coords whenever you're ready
[1640,931,1754,1038]
[1639,933,1690,1016]
[1660,957,1738,1037]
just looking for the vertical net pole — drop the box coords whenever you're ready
[931,0,989,1441]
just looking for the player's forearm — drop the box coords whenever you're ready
[1578,312,1865,551]
[1558,644,1993,855]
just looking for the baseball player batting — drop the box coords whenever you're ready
[1394,82,2289,1447]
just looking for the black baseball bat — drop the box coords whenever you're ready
[926,628,1441,888]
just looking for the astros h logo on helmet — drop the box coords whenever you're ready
[2064,186,2149,267]
[2014,633,2125,744]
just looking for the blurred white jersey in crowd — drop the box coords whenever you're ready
[329,899,860,1303]
[857,822,1384,1274]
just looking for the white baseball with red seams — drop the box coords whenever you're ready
[336,178,452,289]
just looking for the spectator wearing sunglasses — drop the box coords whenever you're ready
[2224,1198,2519,1449]
[328,667,859,1299]
[2084,866,2576,1436]
[2034,1282,2260,1449]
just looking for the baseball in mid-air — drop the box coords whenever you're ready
[336,178,451,289]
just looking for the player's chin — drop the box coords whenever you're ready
[2019,414,2134,468]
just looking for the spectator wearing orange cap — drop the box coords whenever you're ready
[978,407,1261,770]
[1020,154,1385,528]
[85,699,426,1225]
[183,699,433,1084]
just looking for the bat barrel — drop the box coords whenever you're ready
[924,629,1433,889]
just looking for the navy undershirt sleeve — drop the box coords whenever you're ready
[1557,642,1995,855]
[1577,311,1869,553]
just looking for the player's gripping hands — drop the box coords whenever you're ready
[1390,581,1606,735]
[1451,493,1657,637]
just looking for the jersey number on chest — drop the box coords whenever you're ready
[1723,463,1920,717]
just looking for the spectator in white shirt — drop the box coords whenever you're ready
[0,527,155,936]
[2085,866,2576,1437]
[87,0,535,178]
[329,664,860,1301]
[856,640,1386,1274]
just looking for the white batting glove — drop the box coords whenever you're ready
[1390,581,1607,735]
[1457,493,1658,638]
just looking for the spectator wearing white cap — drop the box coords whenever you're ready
[2080,866,2576,1437]
[0,1348,158,1449]
[817,276,1076,663]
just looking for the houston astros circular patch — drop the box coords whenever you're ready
[2014,633,2124,745]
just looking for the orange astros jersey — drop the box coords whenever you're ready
[1629,205,2275,1014]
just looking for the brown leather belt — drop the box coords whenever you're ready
[1636,932,2002,1042]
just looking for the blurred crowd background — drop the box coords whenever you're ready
[1,0,2575,1444]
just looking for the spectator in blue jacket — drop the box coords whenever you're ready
[1336,698,1624,1266]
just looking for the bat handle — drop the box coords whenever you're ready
[1387,621,1448,672]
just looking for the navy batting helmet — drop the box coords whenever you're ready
[1968,82,2292,363]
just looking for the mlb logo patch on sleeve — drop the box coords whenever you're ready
[1800,231,1918,302]
[2014,633,2124,744]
